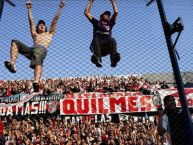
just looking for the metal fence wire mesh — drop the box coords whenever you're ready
[0,0,193,144]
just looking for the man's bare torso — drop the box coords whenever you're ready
[33,32,53,48]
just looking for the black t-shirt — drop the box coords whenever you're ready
[90,17,115,42]
[167,110,192,145]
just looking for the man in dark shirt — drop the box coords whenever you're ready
[84,0,120,67]
[157,95,193,145]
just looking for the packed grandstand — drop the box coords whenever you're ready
[0,75,170,98]
[0,75,193,144]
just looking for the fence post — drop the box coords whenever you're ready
[155,0,193,144]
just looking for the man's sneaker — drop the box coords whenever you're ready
[91,55,102,67]
[111,53,121,67]
[33,82,39,92]
[4,61,16,73]
[111,61,118,67]
[95,60,102,67]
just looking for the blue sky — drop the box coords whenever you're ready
[0,0,193,80]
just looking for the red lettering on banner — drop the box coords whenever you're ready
[77,99,89,114]
[109,97,126,112]
[59,91,193,115]
[81,116,87,123]
[62,100,76,114]
[91,99,97,113]
[128,97,138,112]
[0,107,6,116]
[140,96,151,111]
[98,98,108,113]
[82,115,94,123]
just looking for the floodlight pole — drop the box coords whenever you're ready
[155,0,193,143]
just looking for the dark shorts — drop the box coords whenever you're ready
[12,39,47,69]
[90,37,117,57]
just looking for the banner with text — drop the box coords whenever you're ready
[1,88,193,116]
[60,90,193,115]
[0,100,59,116]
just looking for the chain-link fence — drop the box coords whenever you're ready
[0,0,193,144]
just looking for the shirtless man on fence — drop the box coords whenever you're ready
[4,0,64,92]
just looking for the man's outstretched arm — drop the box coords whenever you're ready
[49,0,65,36]
[26,0,36,39]
[84,0,94,21]
[110,0,118,22]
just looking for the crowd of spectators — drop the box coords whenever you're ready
[0,114,169,145]
[0,76,172,145]
[0,75,170,97]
